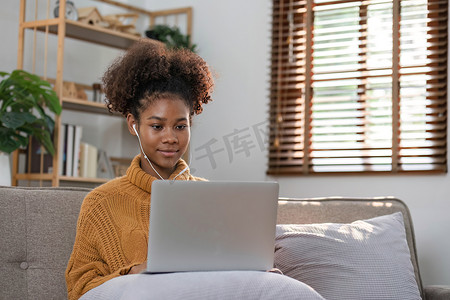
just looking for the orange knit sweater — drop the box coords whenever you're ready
[65,155,205,300]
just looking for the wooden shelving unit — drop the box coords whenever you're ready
[62,98,116,116]
[12,0,192,187]
[26,19,140,49]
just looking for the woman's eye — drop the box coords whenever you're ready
[151,125,163,130]
[176,125,187,130]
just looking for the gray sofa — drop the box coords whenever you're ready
[0,185,449,299]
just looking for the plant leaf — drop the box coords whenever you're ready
[0,111,36,129]
[0,127,24,153]
[29,126,55,156]
[146,25,197,53]
[41,90,62,114]
[1,69,61,114]
[0,69,60,154]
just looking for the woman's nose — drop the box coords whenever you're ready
[162,128,178,143]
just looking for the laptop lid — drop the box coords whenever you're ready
[147,180,279,273]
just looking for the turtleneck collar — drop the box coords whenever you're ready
[126,154,191,193]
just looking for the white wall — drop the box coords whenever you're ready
[145,0,272,182]
[2,0,448,286]
[146,0,450,286]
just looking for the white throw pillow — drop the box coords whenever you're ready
[275,212,421,300]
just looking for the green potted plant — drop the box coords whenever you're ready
[145,24,197,53]
[0,69,62,185]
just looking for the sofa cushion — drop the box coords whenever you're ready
[275,212,421,300]
[276,196,424,297]
[0,186,90,300]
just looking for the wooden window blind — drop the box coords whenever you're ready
[269,0,448,174]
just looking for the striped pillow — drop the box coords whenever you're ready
[275,212,421,300]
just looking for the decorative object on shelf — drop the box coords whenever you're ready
[110,156,132,177]
[62,81,78,98]
[0,69,62,155]
[103,13,140,36]
[26,133,53,174]
[62,81,87,100]
[97,150,114,179]
[53,0,78,21]
[92,83,104,103]
[77,7,103,27]
[77,88,87,100]
[145,24,197,53]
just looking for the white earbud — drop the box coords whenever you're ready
[132,123,188,181]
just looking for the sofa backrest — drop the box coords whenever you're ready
[0,186,90,300]
[0,187,423,299]
[276,196,424,298]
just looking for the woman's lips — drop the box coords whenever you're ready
[158,149,178,157]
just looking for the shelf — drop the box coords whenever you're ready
[23,19,140,49]
[15,173,53,181]
[60,176,109,184]
[62,97,121,116]
[15,173,109,184]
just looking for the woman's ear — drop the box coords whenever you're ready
[126,114,137,136]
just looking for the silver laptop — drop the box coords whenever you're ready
[147,180,279,273]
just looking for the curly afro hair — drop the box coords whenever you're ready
[102,39,214,121]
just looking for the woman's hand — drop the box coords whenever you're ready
[128,261,147,274]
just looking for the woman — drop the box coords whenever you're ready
[66,39,325,300]
[65,39,214,300]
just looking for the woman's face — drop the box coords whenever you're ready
[128,96,191,179]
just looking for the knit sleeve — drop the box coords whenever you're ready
[65,192,138,300]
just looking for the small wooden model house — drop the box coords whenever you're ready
[77,7,103,26]
[103,13,140,36]
[77,88,87,100]
[62,82,78,98]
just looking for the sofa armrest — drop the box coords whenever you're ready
[424,285,450,300]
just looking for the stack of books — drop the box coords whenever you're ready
[26,123,117,179]
[58,124,98,178]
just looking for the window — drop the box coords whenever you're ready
[268,0,448,174]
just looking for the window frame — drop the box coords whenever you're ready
[268,0,448,175]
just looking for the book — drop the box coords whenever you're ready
[58,124,67,176]
[87,143,98,178]
[65,124,74,177]
[79,143,88,178]
[79,142,98,178]
[72,125,83,177]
